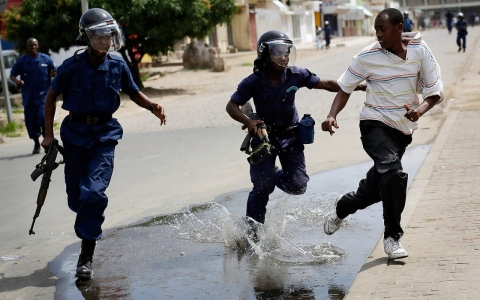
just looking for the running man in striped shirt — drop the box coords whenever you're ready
[321,8,443,259]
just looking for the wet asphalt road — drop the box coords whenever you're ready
[52,145,430,300]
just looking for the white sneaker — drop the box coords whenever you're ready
[324,195,344,235]
[383,237,408,259]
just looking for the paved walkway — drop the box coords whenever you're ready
[345,33,480,299]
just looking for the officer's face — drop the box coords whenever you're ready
[269,44,291,68]
[90,34,112,52]
[375,13,402,50]
[26,39,39,57]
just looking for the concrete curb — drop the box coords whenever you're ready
[343,110,460,299]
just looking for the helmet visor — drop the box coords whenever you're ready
[85,22,123,52]
[268,40,296,67]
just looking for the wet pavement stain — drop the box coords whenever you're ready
[51,144,430,300]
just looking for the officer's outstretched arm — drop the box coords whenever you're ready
[131,91,167,125]
[314,79,366,92]
[42,88,60,150]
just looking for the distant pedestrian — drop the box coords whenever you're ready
[10,38,56,154]
[42,8,167,280]
[226,30,365,241]
[322,8,443,260]
[324,21,332,49]
[456,12,468,52]
[316,27,324,49]
[445,10,454,33]
[403,11,414,32]
[469,12,476,27]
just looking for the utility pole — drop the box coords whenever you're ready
[0,0,12,123]
[81,0,88,14]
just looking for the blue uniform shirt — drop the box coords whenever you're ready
[52,51,140,148]
[10,53,56,106]
[403,18,414,32]
[456,19,468,35]
[231,66,320,148]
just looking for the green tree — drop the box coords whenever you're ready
[3,0,237,89]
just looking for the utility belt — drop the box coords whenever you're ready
[265,125,298,137]
[69,113,112,125]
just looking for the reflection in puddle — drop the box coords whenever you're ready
[52,144,431,300]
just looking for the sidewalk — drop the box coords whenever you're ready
[345,35,480,298]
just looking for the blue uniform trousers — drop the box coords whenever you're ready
[247,141,309,223]
[336,121,411,241]
[457,34,467,50]
[24,101,45,139]
[63,140,116,241]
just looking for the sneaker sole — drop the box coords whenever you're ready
[324,194,344,235]
[324,219,336,235]
[388,253,408,259]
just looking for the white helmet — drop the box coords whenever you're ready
[457,12,464,18]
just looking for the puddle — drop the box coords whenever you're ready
[51,144,431,300]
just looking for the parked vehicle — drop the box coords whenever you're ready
[0,49,20,94]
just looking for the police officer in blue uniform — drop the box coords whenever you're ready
[10,38,56,154]
[41,8,167,280]
[226,30,364,229]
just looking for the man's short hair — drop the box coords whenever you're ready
[379,8,404,25]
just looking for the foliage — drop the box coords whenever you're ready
[0,120,24,137]
[3,0,237,89]
[3,0,81,55]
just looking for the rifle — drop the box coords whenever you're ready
[29,139,64,235]
[239,102,272,165]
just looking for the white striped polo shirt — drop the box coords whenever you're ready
[338,32,444,135]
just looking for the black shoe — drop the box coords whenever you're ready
[76,258,94,280]
[75,240,96,280]
[32,144,40,154]
[463,48,466,52]
[458,47,462,52]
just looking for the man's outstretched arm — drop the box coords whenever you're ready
[321,89,352,135]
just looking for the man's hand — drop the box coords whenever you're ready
[50,69,56,78]
[41,136,55,151]
[151,103,167,125]
[321,116,339,136]
[15,79,24,88]
[404,104,422,122]
[356,83,367,91]
[242,119,264,136]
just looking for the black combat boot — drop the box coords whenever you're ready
[76,240,96,280]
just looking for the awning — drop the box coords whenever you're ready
[323,4,373,18]
[272,0,294,15]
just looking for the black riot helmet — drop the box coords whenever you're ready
[253,30,296,74]
[76,8,123,52]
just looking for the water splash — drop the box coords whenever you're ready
[168,197,345,266]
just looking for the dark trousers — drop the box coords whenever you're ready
[247,142,309,223]
[24,102,45,140]
[64,140,117,241]
[336,121,412,240]
[457,34,466,50]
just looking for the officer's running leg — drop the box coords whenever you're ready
[36,102,46,137]
[24,102,42,140]
[276,143,309,195]
[75,141,117,240]
[64,144,88,213]
[246,152,277,224]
